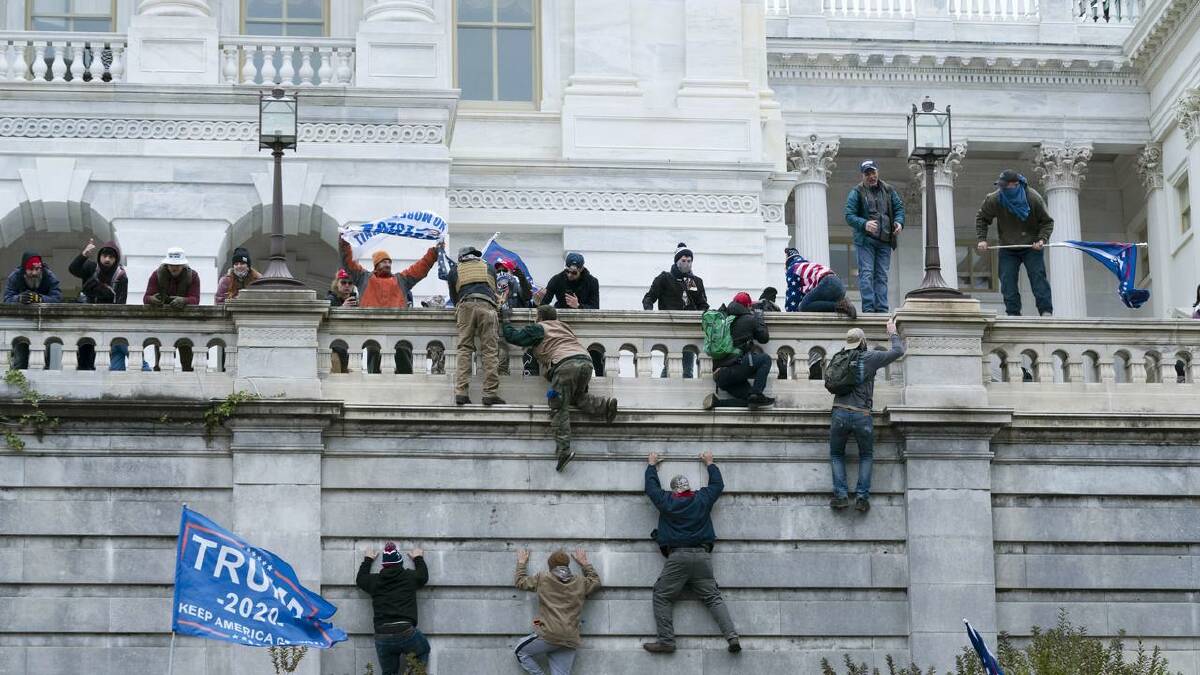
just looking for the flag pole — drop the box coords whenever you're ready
[988,242,1148,250]
[168,501,187,675]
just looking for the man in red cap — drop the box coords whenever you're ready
[4,251,62,369]
[357,542,430,674]
[703,292,774,409]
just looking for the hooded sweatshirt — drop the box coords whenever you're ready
[355,556,429,630]
[514,560,601,649]
[3,252,63,304]
[68,240,127,304]
[645,463,724,550]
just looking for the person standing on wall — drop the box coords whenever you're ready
[975,169,1055,317]
[844,160,904,314]
[643,243,709,378]
[445,243,505,406]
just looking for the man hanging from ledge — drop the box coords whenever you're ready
[337,236,438,309]
[643,450,740,655]
[501,304,618,471]
[357,542,430,675]
[513,547,601,675]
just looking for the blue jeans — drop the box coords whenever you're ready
[375,629,430,675]
[714,352,772,405]
[798,275,846,313]
[998,249,1053,316]
[856,238,892,313]
[830,408,874,499]
[109,343,128,371]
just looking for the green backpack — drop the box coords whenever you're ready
[702,309,741,361]
[824,347,866,395]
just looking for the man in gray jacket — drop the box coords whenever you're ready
[829,318,904,513]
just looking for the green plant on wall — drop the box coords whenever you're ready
[2,368,59,451]
[204,390,260,438]
[268,645,307,674]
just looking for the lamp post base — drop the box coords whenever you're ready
[251,259,307,288]
[905,270,968,300]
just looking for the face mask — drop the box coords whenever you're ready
[676,259,692,275]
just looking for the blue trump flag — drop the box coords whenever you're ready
[965,620,1004,675]
[171,506,347,648]
[1060,240,1150,309]
[483,234,541,292]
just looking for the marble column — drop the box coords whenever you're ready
[564,0,638,95]
[787,134,839,266]
[127,0,218,84]
[908,142,968,292]
[1137,144,1172,317]
[1034,141,1093,318]
[1178,90,1200,295]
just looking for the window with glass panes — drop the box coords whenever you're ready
[243,0,327,37]
[956,241,996,290]
[828,238,858,291]
[1178,178,1191,235]
[28,0,115,32]
[456,0,536,103]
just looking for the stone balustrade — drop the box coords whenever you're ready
[0,32,126,84]
[824,0,917,18]
[218,36,355,87]
[950,0,1040,21]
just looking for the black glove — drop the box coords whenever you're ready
[168,296,188,309]
[17,291,32,304]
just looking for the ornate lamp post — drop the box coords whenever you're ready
[251,88,305,287]
[906,97,966,299]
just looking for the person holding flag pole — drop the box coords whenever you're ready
[975,169,1055,317]
[986,241,1151,310]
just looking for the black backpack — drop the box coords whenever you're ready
[824,347,866,395]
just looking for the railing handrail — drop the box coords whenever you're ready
[218,35,356,49]
[0,30,126,43]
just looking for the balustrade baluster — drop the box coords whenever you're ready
[261,47,278,84]
[1005,357,1024,383]
[1159,360,1174,385]
[7,42,26,81]
[109,45,124,81]
[339,49,353,83]
[347,349,363,374]
[634,352,651,379]
[298,48,314,86]
[28,346,45,370]
[222,46,239,84]
[60,347,77,371]
[49,42,67,82]
[241,47,257,84]
[317,48,334,86]
[31,44,48,82]
[69,43,85,83]
[279,47,296,85]
[85,43,103,81]
[0,44,9,82]
[667,353,683,379]
[158,347,175,372]
[605,353,620,378]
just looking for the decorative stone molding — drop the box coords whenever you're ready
[903,336,983,356]
[363,0,436,22]
[1175,89,1200,147]
[136,0,211,17]
[0,118,445,144]
[761,204,785,223]
[447,189,760,214]
[1033,141,1093,191]
[786,134,839,185]
[1127,0,1200,69]
[768,62,1141,90]
[238,327,318,348]
[1136,144,1164,191]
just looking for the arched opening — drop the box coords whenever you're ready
[173,339,195,372]
[329,339,350,374]
[75,337,97,371]
[1020,349,1039,383]
[206,338,227,373]
[109,338,130,372]
[1052,350,1069,383]
[650,344,668,379]
[587,343,606,377]
[776,346,795,380]
[1112,350,1131,384]
[395,340,414,375]
[619,345,637,378]
[987,350,1007,383]
[0,201,118,303]
[1174,351,1192,384]
[426,340,446,375]
[808,347,827,381]
[43,337,63,371]
[362,340,382,375]
[1081,350,1100,383]
[682,344,700,379]
[1144,351,1162,384]
[224,205,342,295]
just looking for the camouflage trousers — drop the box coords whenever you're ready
[549,358,609,453]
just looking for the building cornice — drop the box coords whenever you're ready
[0,117,445,144]
[447,189,760,214]
[769,61,1141,90]
[1124,0,1200,72]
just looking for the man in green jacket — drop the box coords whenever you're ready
[975,169,1055,316]
[502,304,618,471]
[514,548,601,675]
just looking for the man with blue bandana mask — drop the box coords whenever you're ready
[975,169,1056,316]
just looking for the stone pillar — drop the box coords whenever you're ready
[1137,144,1173,317]
[1178,90,1200,296]
[908,142,967,293]
[126,0,219,85]
[227,401,340,675]
[743,0,786,170]
[1034,141,1093,318]
[787,134,839,266]
[678,0,755,106]
[890,298,1013,670]
[355,0,449,89]
[224,289,329,399]
[763,172,801,281]
[563,0,639,96]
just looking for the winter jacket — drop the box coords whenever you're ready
[3,253,63,304]
[68,240,127,304]
[713,301,769,369]
[355,556,429,630]
[645,463,723,550]
[845,181,905,249]
[541,268,600,309]
[339,239,437,308]
[514,560,601,649]
[832,334,905,412]
[502,319,590,379]
[642,265,708,311]
[215,268,261,304]
[974,187,1054,247]
[143,265,200,305]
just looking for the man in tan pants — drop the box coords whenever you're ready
[446,244,504,406]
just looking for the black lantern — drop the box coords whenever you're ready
[905,97,965,299]
[252,88,304,288]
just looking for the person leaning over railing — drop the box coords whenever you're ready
[142,247,199,370]
[214,247,260,304]
[4,251,62,369]
[643,243,709,378]
[325,269,358,373]
[513,547,601,675]
[536,251,604,375]
[68,238,129,371]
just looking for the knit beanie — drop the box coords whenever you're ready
[760,287,778,301]
[565,251,585,268]
[231,247,251,266]
[372,250,391,268]
[674,242,693,262]
[380,542,403,568]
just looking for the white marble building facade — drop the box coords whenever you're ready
[0,0,1196,316]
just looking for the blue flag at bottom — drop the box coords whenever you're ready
[483,236,541,293]
[965,620,1005,675]
[171,506,347,648]
[1060,240,1150,309]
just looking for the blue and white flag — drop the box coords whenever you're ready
[965,620,1004,675]
[1059,240,1150,309]
[483,234,541,293]
[171,506,347,648]
[339,210,447,255]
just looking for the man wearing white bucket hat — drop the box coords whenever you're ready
[143,247,200,308]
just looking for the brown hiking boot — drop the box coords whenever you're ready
[835,298,857,319]
[643,642,676,654]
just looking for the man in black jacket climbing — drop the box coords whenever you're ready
[704,292,773,409]
[357,542,431,674]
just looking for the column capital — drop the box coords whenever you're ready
[906,141,967,189]
[1175,88,1200,147]
[363,0,436,22]
[136,0,211,17]
[1137,144,1165,191]
[1033,141,1093,191]
[786,134,839,185]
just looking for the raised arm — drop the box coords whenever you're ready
[514,549,538,591]
[399,245,439,285]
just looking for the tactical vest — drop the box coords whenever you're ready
[533,320,589,369]
[455,259,496,292]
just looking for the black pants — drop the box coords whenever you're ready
[713,352,772,405]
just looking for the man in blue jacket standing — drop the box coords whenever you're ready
[845,160,905,314]
[642,450,740,655]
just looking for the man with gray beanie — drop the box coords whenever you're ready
[826,317,904,512]
[642,450,740,655]
[445,243,504,405]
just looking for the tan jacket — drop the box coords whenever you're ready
[532,320,589,371]
[514,560,600,648]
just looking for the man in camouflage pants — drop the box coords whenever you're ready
[502,304,618,471]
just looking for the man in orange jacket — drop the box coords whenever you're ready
[338,238,438,308]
